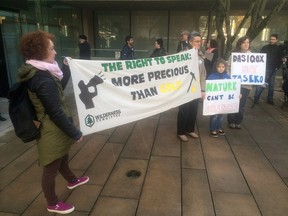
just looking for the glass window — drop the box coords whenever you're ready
[95,11,130,59]
[0,10,22,91]
[131,11,168,58]
[40,3,82,59]
[169,11,203,54]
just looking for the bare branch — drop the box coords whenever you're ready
[247,0,286,40]
[231,0,256,42]
[212,0,286,59]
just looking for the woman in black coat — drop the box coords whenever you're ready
[150,38,167,57]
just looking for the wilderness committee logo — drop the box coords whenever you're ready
[85,114,95,127]
[84,110,122,128]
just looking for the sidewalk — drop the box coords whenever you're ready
[0,97,12,143]
[1,80,288,216]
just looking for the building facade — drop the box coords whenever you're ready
[0,0,287,97]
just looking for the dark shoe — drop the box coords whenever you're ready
[47,201,75,214]
[218,130,226,135]
[267,101,274,105]
[254,99,259,105]
[229,123,236,129]
[235,124,241,129]
[0,115,6,121]
[211,131,218,138]
[67,176,89,189]
[178,135,188,142]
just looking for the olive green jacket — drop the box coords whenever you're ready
[17,64,82,166]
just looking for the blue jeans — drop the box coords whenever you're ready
[210,114,223,131]
[254,69,277,102]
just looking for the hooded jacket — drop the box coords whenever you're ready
[17,64,82,166]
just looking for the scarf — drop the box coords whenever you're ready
[26,59,63,80]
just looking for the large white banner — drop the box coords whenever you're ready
[68,49,201,135]
[203,79,241,115]
[231,52,266,85]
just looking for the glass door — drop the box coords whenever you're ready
[0,10,22,97]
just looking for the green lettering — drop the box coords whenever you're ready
[206,83,213,92]
[213,83,218,91]
[232,82,237,90]
[126,61,133,70]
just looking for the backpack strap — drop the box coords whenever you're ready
[25,71,51,123]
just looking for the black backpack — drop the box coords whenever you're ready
[8,82,42,143]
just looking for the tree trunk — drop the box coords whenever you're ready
[212,0,286,59]
[215,0,229,58]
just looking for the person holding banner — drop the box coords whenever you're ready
[18,31,88,214]
[227,36,252,129]
[207,59,230,137]
[177,31,206,142]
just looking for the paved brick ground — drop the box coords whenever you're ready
[1,79,288,216]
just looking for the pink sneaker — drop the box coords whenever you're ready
[67,176,89,189]
[47,201,75,214]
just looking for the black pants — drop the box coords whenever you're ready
[42,154,77,206]
[227,87,250,125]
[177,99,198,135]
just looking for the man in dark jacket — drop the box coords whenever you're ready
[176,30,191,53]
[254,33,283,105]
[120,35,135,60]
[78,35,91,60]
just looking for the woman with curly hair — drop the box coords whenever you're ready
[18,30,89,214]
